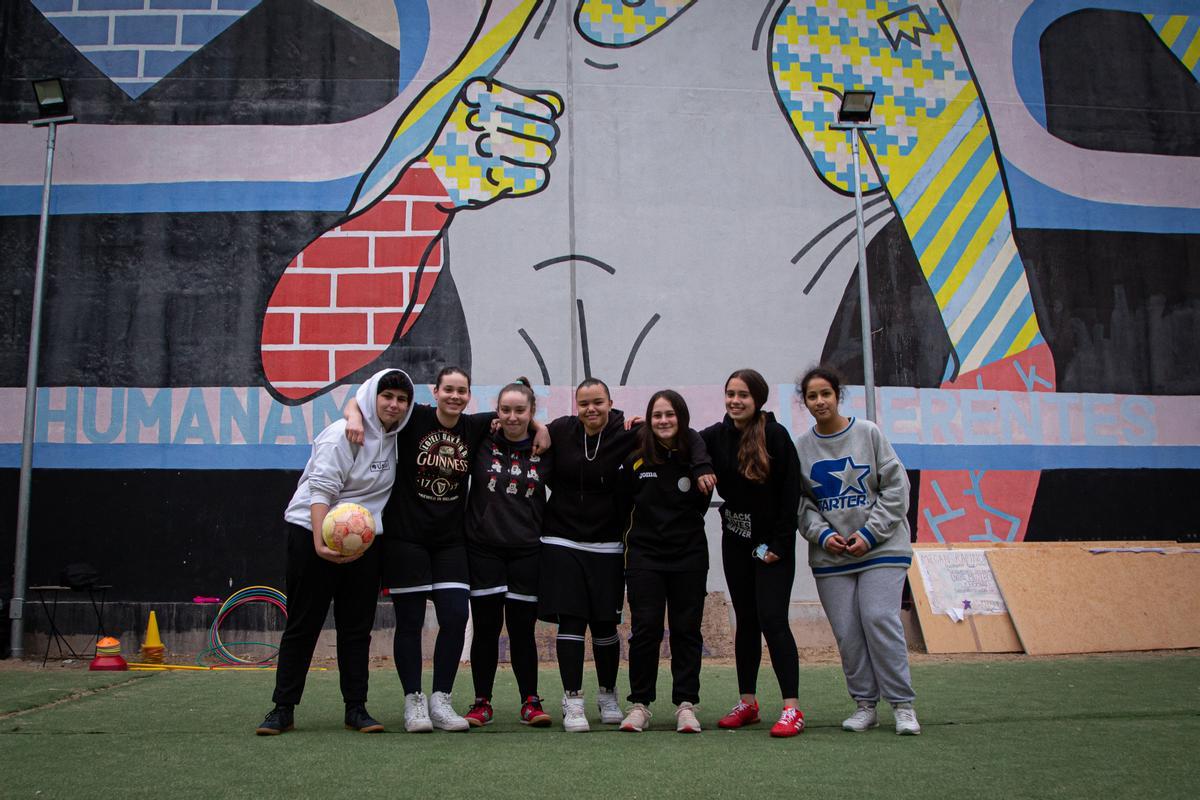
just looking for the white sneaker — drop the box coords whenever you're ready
[429,691,469,732]
[674,702,701,733]
[894,705,922,735]
[562,693,590,732]
[620,702,652,732]
[404,691,433,733]
[596,689,623,724]
[842,702,879,732]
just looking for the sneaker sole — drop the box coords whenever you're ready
[405,723,434,733]
[466,717,492,728]
[676,726,701,734]
[346,723,385,733]
[896,727,922,735]
[717,717,760,729]
[522,714,552,727]
[842,722,879,732]
[255,725,292,736]
[770,726,804,738]
[619,725,644,732]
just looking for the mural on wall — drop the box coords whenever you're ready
[1,0,1198,597]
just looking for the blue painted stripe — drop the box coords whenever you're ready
[1003,160,1200,234]
[949,248,1024,357]
[895,99,983,214]
[1172,15,1200,61]
[910,135,993,257]
[396,0,430,93]
[940,217,1011,331]
[1,444,1195,471]
[927,174,1006,295]
[1147,13,1168,34]
[982,293,1037,367]
[0,176,359,217]
[812,556,912,575]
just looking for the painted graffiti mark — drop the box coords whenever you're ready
[573,0,698,48]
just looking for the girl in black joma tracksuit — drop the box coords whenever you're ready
[617,390,715,734]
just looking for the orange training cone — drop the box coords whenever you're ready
[90,636,129,671]
[140,611,165,664]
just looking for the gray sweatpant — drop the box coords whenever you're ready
[815,567,915,705]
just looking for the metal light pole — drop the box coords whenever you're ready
[832,90,878,422]
[9,79,74,658]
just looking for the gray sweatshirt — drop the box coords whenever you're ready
[283,368,414,533]
[795,417,912,576]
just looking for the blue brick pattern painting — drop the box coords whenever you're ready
[32,0,262,99]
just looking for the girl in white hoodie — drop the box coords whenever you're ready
[255,368,414,735]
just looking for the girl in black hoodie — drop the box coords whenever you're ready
[701,369,804,737]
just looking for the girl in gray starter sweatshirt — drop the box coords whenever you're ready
[795,366,921,736]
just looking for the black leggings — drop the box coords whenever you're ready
[470,594,539,700]
[391,588,469,695]
[556,615,620,694]
[722,537,799,698]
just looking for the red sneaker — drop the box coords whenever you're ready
[770,706,805,738]
[717,700,760,729]
[464,698,493,727]
[520,696,552,727]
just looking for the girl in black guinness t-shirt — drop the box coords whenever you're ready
[346,367,497,732]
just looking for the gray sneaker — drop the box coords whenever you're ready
[596,689,624,724]
[842,702,879,732]
[894,705,922,735]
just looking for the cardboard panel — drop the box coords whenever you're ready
[988,546,1200,655]
[908,546,1022,654]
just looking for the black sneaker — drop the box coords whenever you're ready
[345,704,385,733]
[255,705,294,735]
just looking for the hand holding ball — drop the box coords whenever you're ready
[322,503,376,556]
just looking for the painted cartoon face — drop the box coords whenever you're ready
[434,371,471,418]
[650,396,679,443]
[803,377,839,425]
[376,388,411,430]
[575,384,613,434]
[497,389,534,440]
[724,377,757,426]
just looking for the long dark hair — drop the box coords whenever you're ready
[798,365,845,400]
[727,368,770,483]
[639,390,691,465]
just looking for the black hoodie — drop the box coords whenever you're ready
[700,412,801,556]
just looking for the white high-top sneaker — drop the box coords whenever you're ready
[429,691,470,731]
[893,704,922,735]
[596,689,624,724]
[404,691,433,733]
[562,692,590,732]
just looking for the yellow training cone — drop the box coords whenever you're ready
[142,611,164,649]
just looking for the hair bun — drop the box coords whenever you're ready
[515,376,531,388]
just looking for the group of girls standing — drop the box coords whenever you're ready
[256,363,920,738]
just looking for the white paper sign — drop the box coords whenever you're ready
[915,550,1008,618]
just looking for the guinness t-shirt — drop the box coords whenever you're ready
[387,403,494,546]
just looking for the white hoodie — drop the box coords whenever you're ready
[283,368,414,533]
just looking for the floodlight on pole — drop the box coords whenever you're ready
[831,90,878,423]
[9,80,75,659]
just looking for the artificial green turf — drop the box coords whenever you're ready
[1,654,1198,799]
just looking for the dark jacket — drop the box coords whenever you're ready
[465,430,553,550]
[619,432,715,572]
[700,412,800,556]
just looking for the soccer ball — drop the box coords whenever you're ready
[321,502,376,556]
